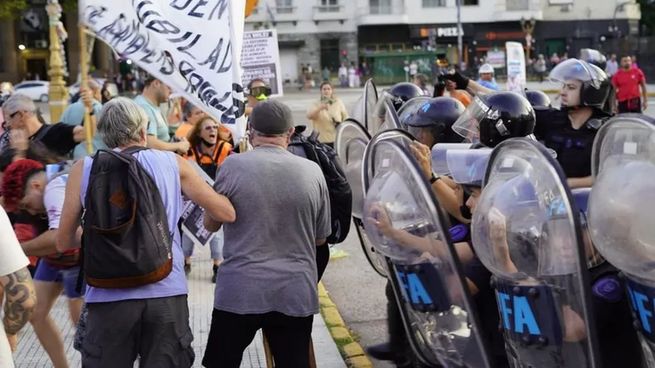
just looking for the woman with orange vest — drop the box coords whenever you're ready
[184,116,232,282]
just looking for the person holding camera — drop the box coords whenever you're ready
[306,81,348,147]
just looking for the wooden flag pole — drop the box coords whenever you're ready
[79,25,93,154]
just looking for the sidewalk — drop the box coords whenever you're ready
[13,245,346,368]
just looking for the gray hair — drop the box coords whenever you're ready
[3,93,36,115]
[98,97,149,148]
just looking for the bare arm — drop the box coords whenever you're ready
[177,156,235,224]
[567,176,593,189]
[1,267,36,335]
[21,229,57,256]
[641,80,648,110]
[57,161,84,252]
[147,135,190,155]
[306,104,326,120]
[465,79,494,96]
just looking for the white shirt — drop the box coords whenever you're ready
[43,175,67,230]
[0,207,30,368]
[606,60,619,76]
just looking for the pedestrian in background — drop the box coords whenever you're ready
[606,53,618,77]
[612,55,648,113]
[306,81,349,147]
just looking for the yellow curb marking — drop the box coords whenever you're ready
[318,281,374,368]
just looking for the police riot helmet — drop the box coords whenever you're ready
[452,91,536,148]
[579,48,607,70]
[404,97,465,144]
[524,89,551,109]
[386,82,424,111]
[549,58,611,110]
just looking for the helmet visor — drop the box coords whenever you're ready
[549,59,604,87]
[452,96,490,144]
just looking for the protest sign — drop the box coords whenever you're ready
[486,49,506,69]
[241,30,283,97]
[79,0,248,140]
[181,162,216,248]
[506,42,526,93]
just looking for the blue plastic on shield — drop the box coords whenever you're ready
[449,224,469,242]
[447,149,492,186]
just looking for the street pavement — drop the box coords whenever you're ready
[13,245,346,368]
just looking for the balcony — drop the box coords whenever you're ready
[313,5,348,24]
[245,5,300,25]
[493,0,542,21]
[356,1,408,25]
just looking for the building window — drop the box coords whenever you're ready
[319,0,339,12]
[370,0,391,14]
[275,0,293,13]
[422,0,445,7]
[462,0,479,5]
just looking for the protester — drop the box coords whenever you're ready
[338,63,348,87]
[611,56,648,113]
[184,115,232,282]
[348,62,357,88]
[0,206,36,367]
[134,76,190,155]
[322,66,330,82]
[61,81,106,159]
[412,73,430,95]
[605,53,618,77]
[245,79,271,118]
[56,97,236,367]
[306,81,349,146]
[409,60,418,79]
[1,159,83,368]
[534,54,547,82]
[476,63,499,90]
[3,93,86,159]
[175,102,206,141]
[203,100,330,368]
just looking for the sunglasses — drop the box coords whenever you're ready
[204,125,219,131]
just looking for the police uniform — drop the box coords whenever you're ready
[534,108,610,178]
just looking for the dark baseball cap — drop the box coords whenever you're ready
[249,100,294,135]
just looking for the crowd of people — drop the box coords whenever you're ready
[0,44,651,368]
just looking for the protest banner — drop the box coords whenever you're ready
[181,162,216,248]
[486,49,506,69]
[241,30,283,97]
[78,0,248,141]
[506,41,527,93]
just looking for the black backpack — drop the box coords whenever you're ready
[82,146,173,288]
[289,126,352,244]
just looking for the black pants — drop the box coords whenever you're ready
[618,97,642,113]
[82,295,194,368]
[203,309,314,368]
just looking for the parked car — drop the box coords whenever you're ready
[68,78,106,99]
[14,80,50,102]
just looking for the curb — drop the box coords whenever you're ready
[318,282,374,368]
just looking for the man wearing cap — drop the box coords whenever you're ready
[203,100,331,368]
[476,63,499,91]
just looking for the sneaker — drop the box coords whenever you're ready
[365,342,395,361]
[184,263,191,275]
[211,264,219,283]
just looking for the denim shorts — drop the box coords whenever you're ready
[34,261,85,298]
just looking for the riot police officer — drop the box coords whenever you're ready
[524,89,552,109]
[385,82,426,111]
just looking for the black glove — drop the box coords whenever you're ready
[443,71,469,90]
[433,78,446,97]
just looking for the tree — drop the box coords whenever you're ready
[0,0,27,19]
[638,0,655,36]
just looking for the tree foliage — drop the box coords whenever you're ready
[639,0,655,36]
[0,0,28,19]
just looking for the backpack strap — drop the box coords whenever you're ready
[121,145,149,156]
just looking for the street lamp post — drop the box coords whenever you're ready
[520,17,536,61]
[45,0,68,123]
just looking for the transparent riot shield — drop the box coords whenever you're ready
[362,129,416,193]
[334,119,386,277]
[363,78,379,132]
[431,143,474,176]
[367,94,403,136]
[588,114,655,366]
[362,139,492,368]
[471,137,601,368]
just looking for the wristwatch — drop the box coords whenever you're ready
[430,173,441,184]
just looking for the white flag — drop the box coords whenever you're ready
[79,0,247,140]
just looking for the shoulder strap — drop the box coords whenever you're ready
[122,145,149,155]
[192,145,203,165]
[31,124,52,142]
[213,141,226,162]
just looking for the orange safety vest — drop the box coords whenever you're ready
[189,141,232,178]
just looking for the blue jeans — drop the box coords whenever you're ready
[182,228,223,261]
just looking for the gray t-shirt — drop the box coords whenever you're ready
[213,145,331,317]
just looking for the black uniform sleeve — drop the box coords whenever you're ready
[39,123,78,156]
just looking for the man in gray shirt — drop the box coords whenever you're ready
[203,100,331,368]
